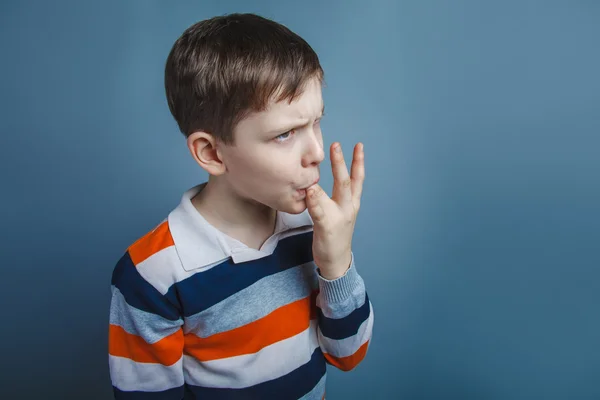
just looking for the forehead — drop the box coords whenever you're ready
[234,77,323,137]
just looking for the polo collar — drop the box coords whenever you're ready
[168,183,314,272]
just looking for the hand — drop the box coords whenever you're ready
[306,142,365,280]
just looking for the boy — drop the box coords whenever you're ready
[108,13,374,400]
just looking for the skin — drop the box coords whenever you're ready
[187,76,365,279]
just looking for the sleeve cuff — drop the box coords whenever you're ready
[317,252,362,304]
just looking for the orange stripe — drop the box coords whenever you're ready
[323,340,370,371]
[128,221,174,265]
[184,292,317,361]
[109,324,183,366]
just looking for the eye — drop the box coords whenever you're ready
[274,130,295,143]
[314,114,324,126]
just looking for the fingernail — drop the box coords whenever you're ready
[335,144,341,153]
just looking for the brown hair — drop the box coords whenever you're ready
[164,13,324,144]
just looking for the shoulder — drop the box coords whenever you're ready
[112,219,184,296]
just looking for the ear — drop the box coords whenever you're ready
[187,131,227,176]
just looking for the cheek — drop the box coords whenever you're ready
[226,147,300,188]
[265,160,296,184]
[226,149,263,173]
[231,154,288,183]
[255,151,295,175]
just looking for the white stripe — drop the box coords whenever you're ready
[136,245,198,295]
[109,355,184,392]
[183,320,320,389]
[319,302,374,358]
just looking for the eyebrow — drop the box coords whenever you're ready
[267,104,325,135]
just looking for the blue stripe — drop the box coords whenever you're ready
[184,347,326,399]
[318,293,371,340]
[113,385,184,400]
[111,252,181,321]
[171,231,314,317]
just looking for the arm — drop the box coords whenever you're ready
[316,254,373,371]
[109,252,185,400]
[305,142,373,370]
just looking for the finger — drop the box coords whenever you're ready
[350,143,365,207]
[330,143,352,205]
[305,184,328,223]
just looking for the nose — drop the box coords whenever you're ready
[301,129,325,168]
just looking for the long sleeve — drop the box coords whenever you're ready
[108,252,185,400]
[315,253,374,371]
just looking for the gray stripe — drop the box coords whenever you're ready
[299,373,327,400]
[110,286,183,344]
[184,262,319,337]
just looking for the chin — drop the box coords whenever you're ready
[275,198,308,215]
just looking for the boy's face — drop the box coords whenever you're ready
[220,76,325,214]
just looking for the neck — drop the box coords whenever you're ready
[191,176,277,249]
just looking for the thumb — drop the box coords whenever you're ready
[305,184,327,223]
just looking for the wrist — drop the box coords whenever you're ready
[318,252,352,280]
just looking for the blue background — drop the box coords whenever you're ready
[1,1,598,399]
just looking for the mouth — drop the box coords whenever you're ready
[299,177,320,190]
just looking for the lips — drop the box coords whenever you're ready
[300,177,320,190]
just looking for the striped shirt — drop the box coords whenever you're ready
[108,183,374,399]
